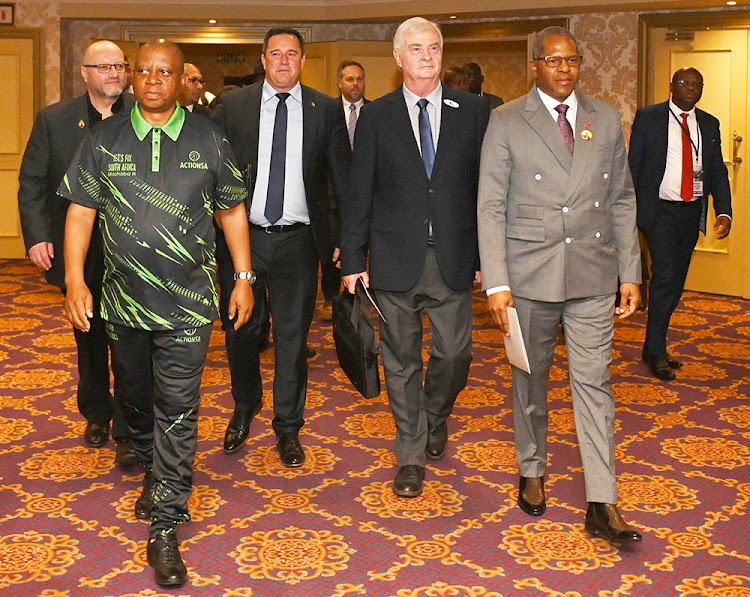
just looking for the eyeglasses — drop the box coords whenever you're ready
[187,76,206,86]
[534,55,583,68]
[83,63,127,74]
[674,80,704,89]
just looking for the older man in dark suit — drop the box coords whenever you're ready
[212,27,350,466]
[18,40,134,465]
[629,67,732,381]
[340,17,489,497]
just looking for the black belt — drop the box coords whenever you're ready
[251,222,307,234]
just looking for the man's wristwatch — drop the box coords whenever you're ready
[233,271,257,284]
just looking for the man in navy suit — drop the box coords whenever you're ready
[18,40,134,465]
[212,28,350,466]
[629,67,732,380]
[340,17,489,497]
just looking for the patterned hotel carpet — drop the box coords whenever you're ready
[0,258,749,596]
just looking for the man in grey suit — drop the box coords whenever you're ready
[477,26,642,545]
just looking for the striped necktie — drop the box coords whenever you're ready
[348,103,357,148]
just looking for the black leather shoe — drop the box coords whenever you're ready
[147,532,187,587]
[585,502,643,544]
[277,433,305,467]
[425,423,448,460]
[643,354,676,380]
[306,346,317,359]
[223,401,263,453]
[135,469,155,520]
[642,350,682,370]
[84,421,109,448]
[518,476,546,516]
[115,438,138,467]
[393,465,425,497]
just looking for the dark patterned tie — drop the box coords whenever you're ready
[348,103,357,149]
[265,92,290,224]
[417,98,435,178]
[555,103,574,154]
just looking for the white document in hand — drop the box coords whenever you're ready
[503,307,531,374]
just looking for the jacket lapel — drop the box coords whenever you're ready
[523,85,573,172]
[385,89,429,181]
[246,84,263,172]
[433,88,459,177]
[301,85,317,182]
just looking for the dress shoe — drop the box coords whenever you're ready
[643,354,676,380]
[642,350,682,370]
[425,423,448,460]
[585,502,643,544]
[115,438,138,468]
[84,421,109,448]
[259,330,270,352]
[147,531,187,587]
[393,465,425,497]
[277,433,305,467]
[518,476,546,516]
[318,300,333,321]
[223,401,263,453]
[306,346,317,359]
[135,469,155,520]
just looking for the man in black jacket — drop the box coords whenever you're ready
[18,39,135,464]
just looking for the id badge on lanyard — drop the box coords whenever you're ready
[693,160,704,197]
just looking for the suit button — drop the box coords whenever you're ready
[562,206,569,213]
[428,189,435,194]
[565,237,572,244]
[595,232,601,238]
[594,201,600,208]
[535,174,542,180]
[603,173,609,179]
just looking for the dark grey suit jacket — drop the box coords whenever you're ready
[340,86,489,292]
[18,92,135,289]
[212,82,351,259]
[629,100,732,233]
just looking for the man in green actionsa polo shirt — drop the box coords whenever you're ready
[60,39,253,588]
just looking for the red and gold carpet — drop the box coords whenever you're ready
[0,259,749,596]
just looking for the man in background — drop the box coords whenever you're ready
[178,62,212,117]
[18,39,135,466]
[463,62,504,109]
[213,28,350,466]
[340,17,489,498]
[629,67,732,381]
[443,66,470,91]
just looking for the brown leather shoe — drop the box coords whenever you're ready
[84,421,109,448]
[518,476,546,516]
[585,502,643,544]
[393,465,425,497]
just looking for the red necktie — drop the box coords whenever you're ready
[680,112,693,201]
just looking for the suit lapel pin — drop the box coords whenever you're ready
[443,98,459,108]
[581,121,592,140]
[78,119,86,128]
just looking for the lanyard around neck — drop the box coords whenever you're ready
[669,108,701,161]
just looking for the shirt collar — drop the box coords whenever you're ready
[131,102,185,141]
[342,97,364,111]
[262,80,302,105]
[669,98,695,117]
[402,82,442,109]
[537,87,578,113]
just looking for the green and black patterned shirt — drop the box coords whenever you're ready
[59,103,247,331]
